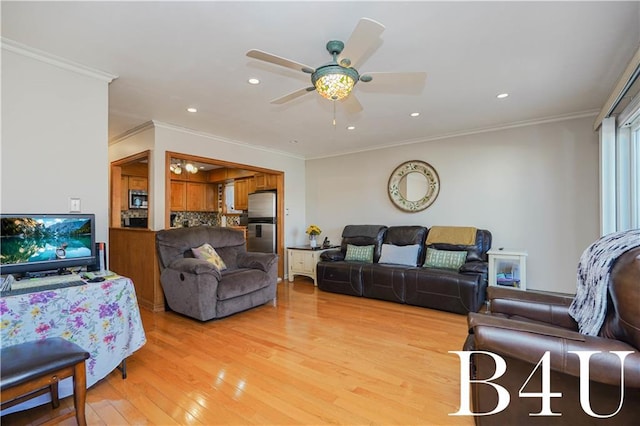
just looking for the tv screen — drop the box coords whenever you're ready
[0,213,96,277]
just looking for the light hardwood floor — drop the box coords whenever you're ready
[3,278,475,425]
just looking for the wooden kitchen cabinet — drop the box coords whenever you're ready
[171,180,217,212]
[129,176,148,191]
[247,176,257,194]
[170,181,186,211]
[187,171,207,183]
[186,182,206,211]
[254,173,277,190]
[205,184,217,211]
[234,178,250,210]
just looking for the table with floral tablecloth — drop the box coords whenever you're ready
[0,276,146,414]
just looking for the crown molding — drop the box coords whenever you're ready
[309,109,600,161]
[150,120,306,160]
[1,37,117,83]
[111,119,305,160]
[109,121,156,145]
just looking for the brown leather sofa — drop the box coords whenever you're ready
[464,246,640,425]
[316,225,492,314]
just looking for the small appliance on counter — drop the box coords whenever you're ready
[128,190,148,209]
[123,217,148,228]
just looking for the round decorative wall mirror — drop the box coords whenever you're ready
[388,160,440,212]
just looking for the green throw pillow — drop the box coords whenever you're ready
[423,248,467,270]
[192,243,227,271]
[344,244,374,263]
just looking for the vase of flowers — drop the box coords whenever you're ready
[306,224,321,248]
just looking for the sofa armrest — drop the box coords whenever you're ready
[468,312,582,342]
[469,313,640,387]
[488,286,574,305]
[168,258,222,279]
[237,252,278,272]
[320,249,344,261]
[487,286,578,330]
[460,261,487,274]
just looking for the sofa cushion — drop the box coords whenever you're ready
[192,243,227,271]
[156,226,245,269]
[345,244,375,263]
[218,269,271,300]
[379,244,421,266]
[362,264,406,303]
[423,248,467,270]
[383,226,428,265]
[340,225,388,263]
[426,229,492,262]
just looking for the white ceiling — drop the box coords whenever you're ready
[3,1,639,159]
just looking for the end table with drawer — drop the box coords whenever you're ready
[287,246,337,286]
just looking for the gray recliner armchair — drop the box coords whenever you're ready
[156,226,278,321]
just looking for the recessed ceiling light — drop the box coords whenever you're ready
[346,125,355,130]
[248,78,260,85]
[497,93,509,99]
[186,107,198,113]
[410,112,420,117]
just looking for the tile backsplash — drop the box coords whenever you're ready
[172,211,219,228]
[169,212,240,228]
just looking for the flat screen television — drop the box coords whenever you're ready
[0,213,96,277]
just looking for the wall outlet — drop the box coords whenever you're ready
[69,198,81,212]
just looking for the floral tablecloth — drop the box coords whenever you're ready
[0,276,147,414]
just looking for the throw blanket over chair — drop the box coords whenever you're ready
[156,226,278,321]
[464,229,640,425]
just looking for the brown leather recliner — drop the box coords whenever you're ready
[463,247,640,425]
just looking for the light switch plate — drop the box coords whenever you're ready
[69,198,81,212]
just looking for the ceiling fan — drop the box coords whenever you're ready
[246,18,426,113]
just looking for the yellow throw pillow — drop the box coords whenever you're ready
[192,243,227,271]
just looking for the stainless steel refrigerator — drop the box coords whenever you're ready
[247,191,277,253]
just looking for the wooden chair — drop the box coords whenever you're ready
[1,337,90,426]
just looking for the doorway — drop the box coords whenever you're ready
[165,152,285,278]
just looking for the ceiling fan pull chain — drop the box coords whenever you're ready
[333,102,337,126]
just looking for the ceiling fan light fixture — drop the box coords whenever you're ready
[312,65,359,101]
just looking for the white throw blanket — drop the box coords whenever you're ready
[568,229,640,336]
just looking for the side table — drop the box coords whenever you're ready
[487,249,528,290]
[287,245,336,286]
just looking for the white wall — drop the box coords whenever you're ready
[3,43,598,294]
[109,122,308,249]
[1,47,111,243]
[306,116,599,294]
[108,124,156,225]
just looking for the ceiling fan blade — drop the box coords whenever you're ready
[339,18,385,69]
[270,87,316,105]
[340,93,363,113]
[359,72,427,94]
[247,49,315,74]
